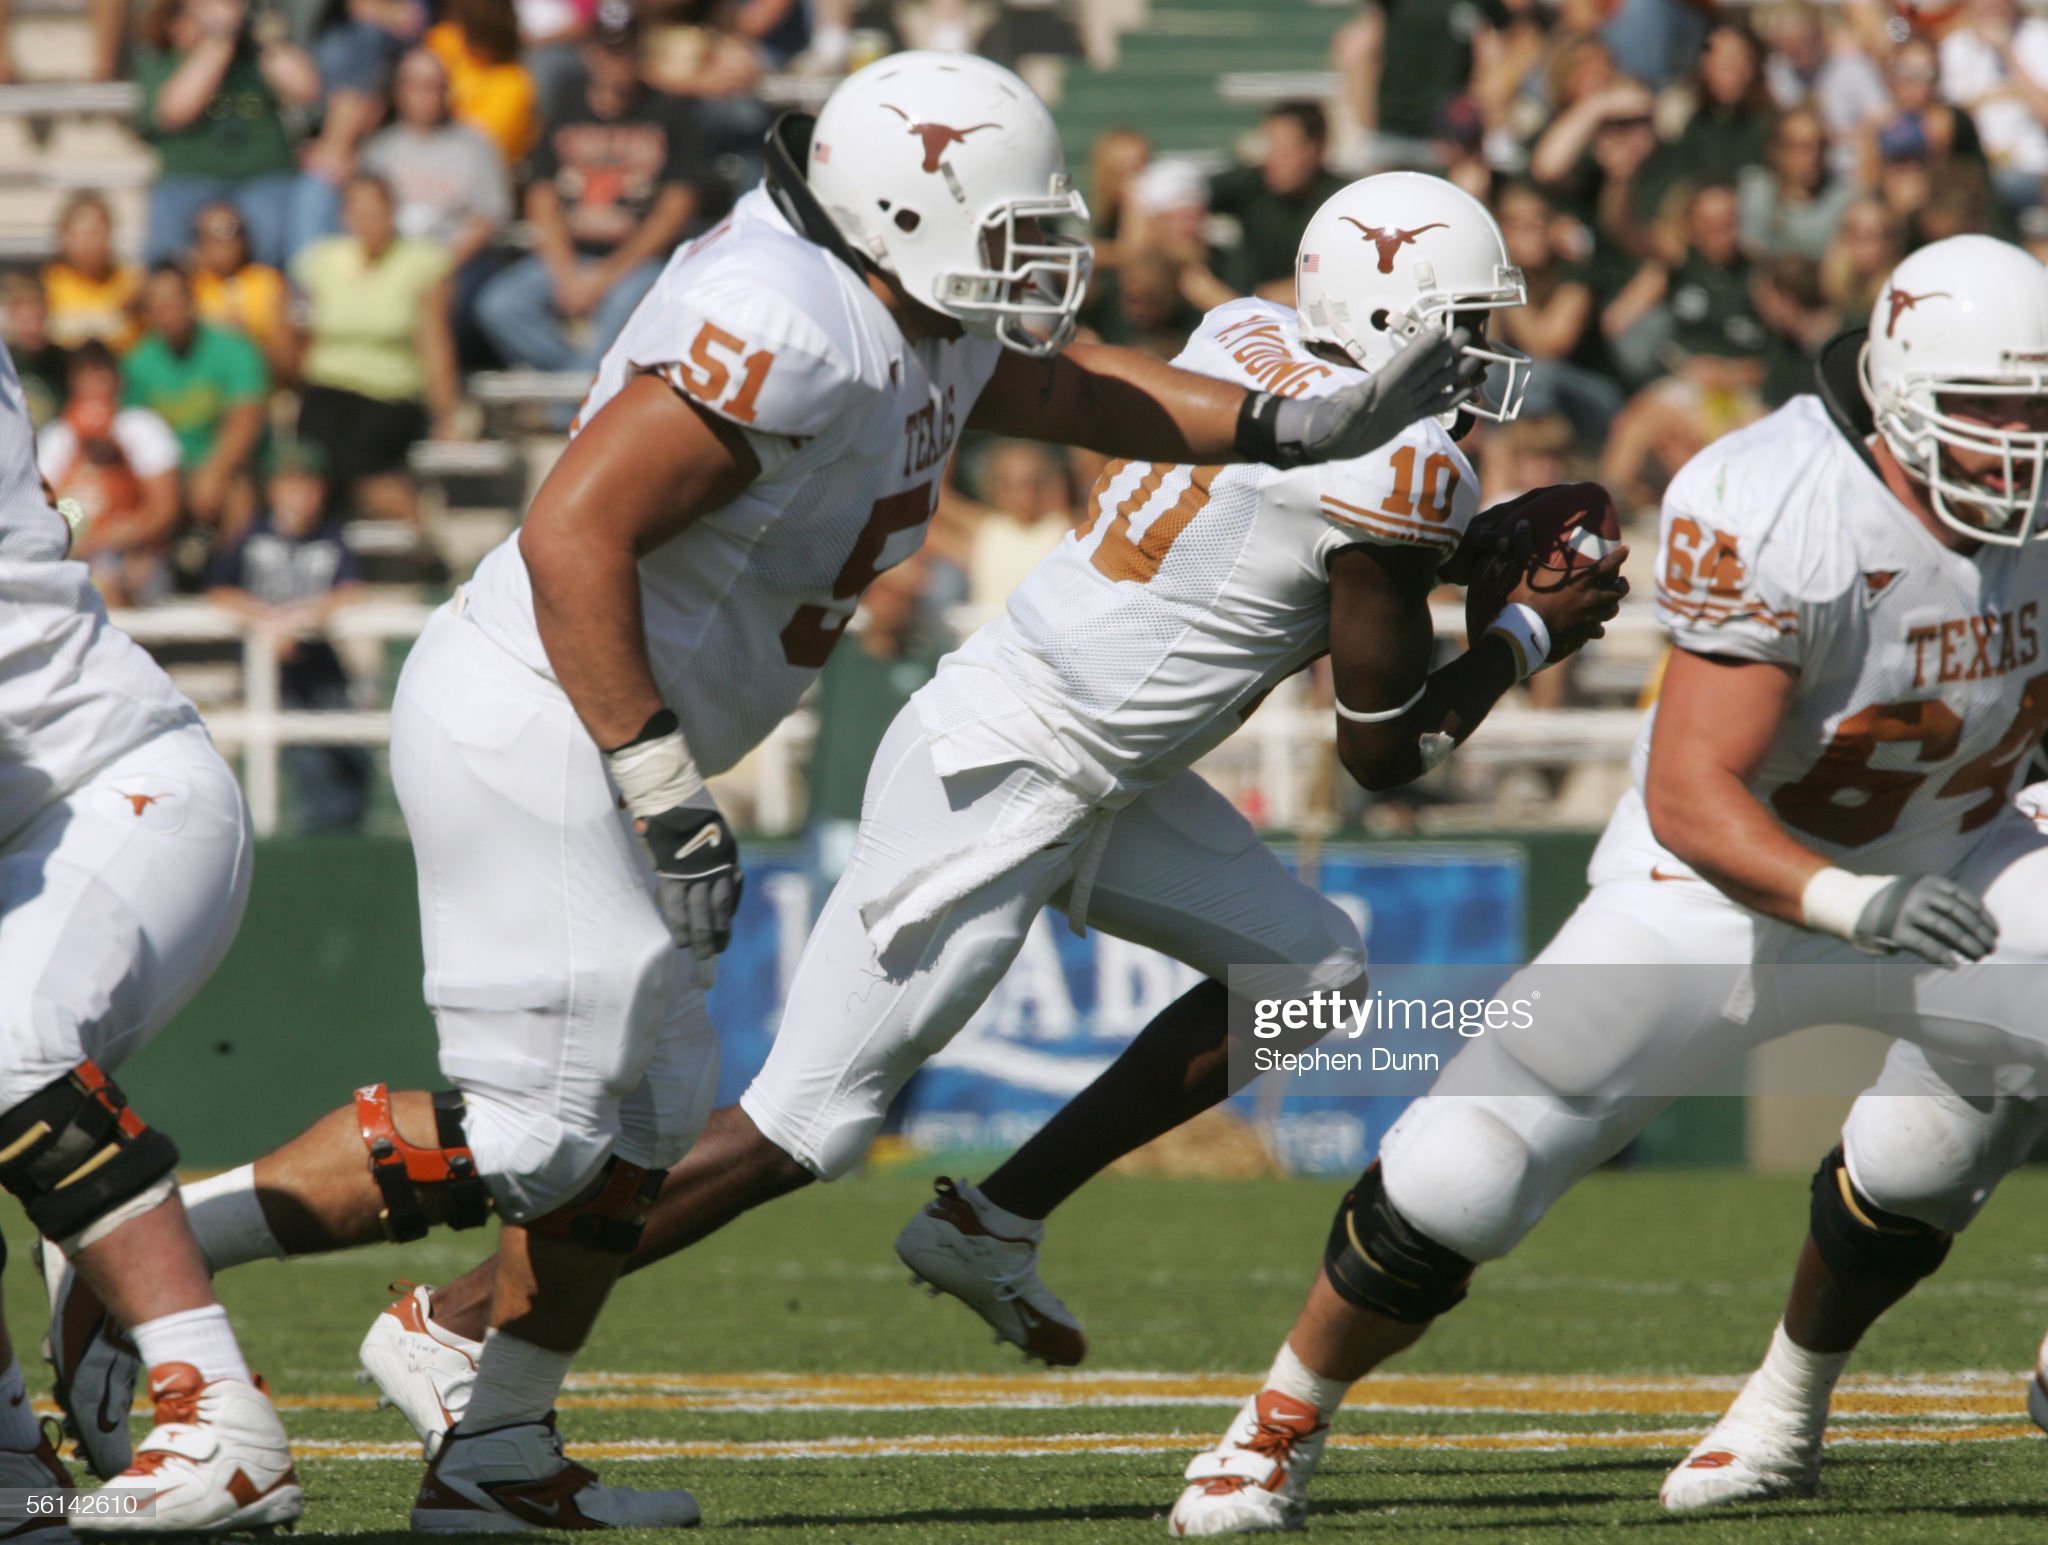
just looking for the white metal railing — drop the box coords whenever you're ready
[113,597,1663,838]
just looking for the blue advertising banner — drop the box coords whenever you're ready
[707,844,1525,1175]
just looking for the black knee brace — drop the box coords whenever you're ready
[0,1062,178,1242]
[1322,1161,1475,1323]
[1809,1144,1952,1285]
[356,1085,492,1243]
[528,1156,663,1254]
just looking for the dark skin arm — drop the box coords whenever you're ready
[1330,537,1630,791]
[1642,648,1819,923]
[968,343,1263,461]
[520,374,759,748]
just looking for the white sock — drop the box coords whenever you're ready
[181,1165,284,1273]
[960,1180,1042,1241]
[454,1330,574,1434]
[1265,1340,1353,1421]
[0,1361,42,1449]
[1748,1321,1850,1425]
[129,1305,252,1386]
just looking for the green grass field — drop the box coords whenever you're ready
[18,1166,2048,1542]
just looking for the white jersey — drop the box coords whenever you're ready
[0,341,198,843]
[463,186,1003,775]
[1605,394,2048,881]
[913,297,1479,803]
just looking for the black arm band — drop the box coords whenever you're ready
[1235,389,1297,470]
[604,708,680,757]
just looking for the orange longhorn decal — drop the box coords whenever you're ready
[1339,218,1451,274]
[1884,287,1952,338]
[881,104,1002,173]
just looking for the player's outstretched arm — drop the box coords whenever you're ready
[1327,537,1625,791]
[968,328,1480,467]
[1643,650,1997,964]
[521,374,761,958]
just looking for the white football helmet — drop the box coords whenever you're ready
[1295,172,1530,423]
[1860,234,2048,545]
[807,52,1091,356]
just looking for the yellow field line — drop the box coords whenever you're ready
[246,1370,2029,1420]
[285,1424,2039,1463]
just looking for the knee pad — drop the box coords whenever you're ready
[0,1062,179,1243]
[356,1084,493,1243]
[1322,1161,1476,1324]
[527,1155,663,1254]
[1810,1144,1952,1285]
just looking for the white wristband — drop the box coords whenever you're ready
[605,728,704,819]
[1483,602,1551,681]
[1799,866,1893,941]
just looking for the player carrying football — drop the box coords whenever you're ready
[346,170,1627,1452]
[0,335,299,1535]
[43,56,1489,1533]
[1164,233,2048,1536]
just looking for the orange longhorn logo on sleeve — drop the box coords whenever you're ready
[1338,218,1450,274]
[881,104,1001,172]
[1884,287,1952,338]
[117,792,168,816]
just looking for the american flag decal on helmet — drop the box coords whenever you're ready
[1301,253,1319,273]
[815,142,832,162]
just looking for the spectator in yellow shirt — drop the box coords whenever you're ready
[42,193,142,352]
[189,202,293,377]
[425,0,538,165]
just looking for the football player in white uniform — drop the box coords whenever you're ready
[345,171,1625,1443]
[1165,233,2048,1537]
[43,58,1490,1534]
[0,336,299,1536]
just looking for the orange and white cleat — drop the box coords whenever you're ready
[35,1237,138,1481]
[412,1416,700,1533]
[0,1422,77,1542]
[359,1283,480,1458]
[1169,1389,1330,1536]
[894,1178,1084,1367]
[74,1365,301,1536]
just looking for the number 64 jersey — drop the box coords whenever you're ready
[1599,393,2048,885]
[462,185,1002,775]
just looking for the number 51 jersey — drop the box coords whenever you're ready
[1616,393,2048,882]
[463,185,1002,775]
[914,297,1479,805]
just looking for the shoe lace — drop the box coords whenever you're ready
[1194,1413,1308,1498]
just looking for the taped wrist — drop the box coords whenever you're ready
[1483,603,1551,681]
[604,709,703,819]
[1809,1144,1952,1284]
[1800,867,1892,945]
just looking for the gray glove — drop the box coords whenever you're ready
[1853,874,1998,965]
[1237,325,1485,470]
[639,789,744,960]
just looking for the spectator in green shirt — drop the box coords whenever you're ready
[1207,102,1346,302]
[123,263,269,541]
[136,0,320,268]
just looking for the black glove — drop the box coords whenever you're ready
[639,791,745,961]
[1237,325,1485,470]
[1853,874,1998,966]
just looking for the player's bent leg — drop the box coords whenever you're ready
[1666,1045,2048,1512]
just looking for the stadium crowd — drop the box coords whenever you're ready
[6,0,2047,829]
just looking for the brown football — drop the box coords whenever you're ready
[1465,481,1623,638]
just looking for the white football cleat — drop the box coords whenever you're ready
[2028,1326,2048,1434]
[35,1237,138,1480]
[1659,1377,1822,1511]
[74,1364,301,1536]
[412,1416,700,1533]
[894,1178,1085,1366]
[359,1283,481,1458]
[0,1423,78,1541]
[1168,1389,1330,1537]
